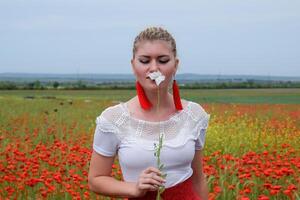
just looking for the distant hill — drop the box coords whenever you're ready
[1,73,300,83]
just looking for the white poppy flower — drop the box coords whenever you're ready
[147,71,165,86]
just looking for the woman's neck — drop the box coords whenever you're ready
[143,88,173,113]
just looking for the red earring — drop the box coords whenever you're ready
[173,79,183,110]
[136,81,152,110]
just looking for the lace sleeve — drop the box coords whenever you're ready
[189,102,211,150]
[195,113,210,150]
[92,115,120,157]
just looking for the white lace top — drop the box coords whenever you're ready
[92,100,210,188]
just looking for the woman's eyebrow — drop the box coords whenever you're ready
[158,55,170,58]
[138,55,150,58]
[138,55,170,58]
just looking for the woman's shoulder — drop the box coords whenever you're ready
[184,100,210,121]
[95,102,125,124]
[184,99,207,111]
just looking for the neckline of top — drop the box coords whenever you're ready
[120,100,191,125]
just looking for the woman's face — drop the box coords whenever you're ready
[131,40,179,91]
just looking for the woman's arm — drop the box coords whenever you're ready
[88,151,137,198]
[191,150,208,200]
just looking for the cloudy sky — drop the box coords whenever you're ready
[0,0,299,76]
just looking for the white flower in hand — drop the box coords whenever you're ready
[147,71,165,86]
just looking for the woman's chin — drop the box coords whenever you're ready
[146,84,168,91]
[146,85,159,90]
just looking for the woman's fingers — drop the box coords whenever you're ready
[142,177,163,187]
[143,167,166,182]
[136,167,166,195]
[144,173,166,184]
[143,167,162,176]
[139,183,159,191]
[138,174,162,186]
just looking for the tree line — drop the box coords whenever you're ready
[0,80,300,90]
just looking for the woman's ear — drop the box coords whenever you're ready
[175,58,179,73]
[131,58,137,77]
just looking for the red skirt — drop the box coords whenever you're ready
[128,176,201,200]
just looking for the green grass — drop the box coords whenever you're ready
[1,88,300,104]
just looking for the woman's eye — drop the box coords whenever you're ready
[138,59,169,64]
[159,60,169,64]
[139,60,149,64]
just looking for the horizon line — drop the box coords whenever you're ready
[1,72,300,78]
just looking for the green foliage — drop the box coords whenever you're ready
[53,81,59,89]
[0,80,300,90]
[0,81,17,90]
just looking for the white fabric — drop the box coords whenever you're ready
[92,100,210,188]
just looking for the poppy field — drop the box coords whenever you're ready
[0,89,299,200]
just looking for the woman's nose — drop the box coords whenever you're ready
[149,60,159,72]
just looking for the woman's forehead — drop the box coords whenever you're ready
[135,40,173,56]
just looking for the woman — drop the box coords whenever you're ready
[88,26,210,200]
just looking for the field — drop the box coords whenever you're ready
[1,89,299,200]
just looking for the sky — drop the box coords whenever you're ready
[0,0,299,76]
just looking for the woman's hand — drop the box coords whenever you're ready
[133,167,166,197]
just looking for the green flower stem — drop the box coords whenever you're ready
[153,87,167,200]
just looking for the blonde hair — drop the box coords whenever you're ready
[133,26,177,58]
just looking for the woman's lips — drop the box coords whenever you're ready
[146,77,154,82]
[146,77,156,84]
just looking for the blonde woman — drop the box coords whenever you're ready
[88,26,210,200]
